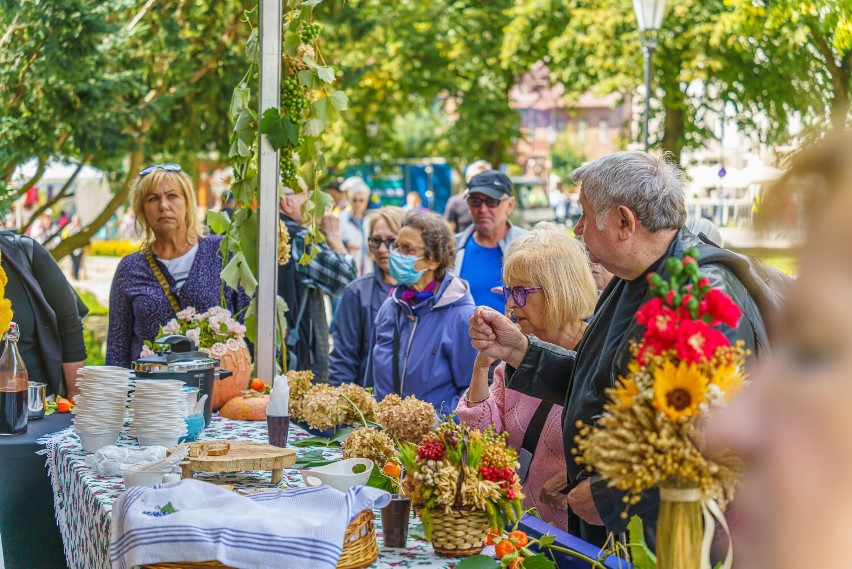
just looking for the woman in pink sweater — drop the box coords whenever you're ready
[455,224,598,531]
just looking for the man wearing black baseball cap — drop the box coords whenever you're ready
[453,170,526,312]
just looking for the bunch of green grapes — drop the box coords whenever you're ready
[282,77,307,117]
[300,22,321,44]
[280,156,297,189]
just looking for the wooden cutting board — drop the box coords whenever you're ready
[168,441,297,484]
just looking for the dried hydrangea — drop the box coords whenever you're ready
[376,394,436,443]
[287,370,314,421]
[339,383,377,424]
[342,427,396,467]
[300,385,347,431]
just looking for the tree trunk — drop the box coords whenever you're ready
[20,157,90,234]
[661,86,686,164]
[831,72,850,130]
[49,150,144,261]
[13,156,46,199]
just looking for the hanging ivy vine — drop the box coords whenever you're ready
[207,0,347,356]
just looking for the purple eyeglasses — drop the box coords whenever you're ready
[502,285,544,307]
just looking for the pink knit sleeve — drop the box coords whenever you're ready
[454,363,507,433]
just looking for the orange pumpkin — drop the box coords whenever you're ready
[219,390,269,421]
[212,344,253,410]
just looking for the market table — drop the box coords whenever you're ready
[43,416,490,569]
[43,417,620,569]
[0,412,72,569]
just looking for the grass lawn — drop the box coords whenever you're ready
[732,248,799,276]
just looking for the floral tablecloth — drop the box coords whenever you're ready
[43,416,484,569]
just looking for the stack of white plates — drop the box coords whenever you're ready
[129,380,187,448]
[73,366,133,453]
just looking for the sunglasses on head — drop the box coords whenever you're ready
[139,163,182,177]
[467,195,507,209]
[502,285,543,307]
[368,236,396,250]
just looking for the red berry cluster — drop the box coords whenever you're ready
[480,466,516,486]
[417,438,445,461]
[506,487,516,500]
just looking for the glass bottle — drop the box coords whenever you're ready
[0,323,28,435]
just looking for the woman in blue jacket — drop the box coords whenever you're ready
[329,206,407,386]
[364,213,477,413]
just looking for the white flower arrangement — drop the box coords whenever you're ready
[141,306,247,358]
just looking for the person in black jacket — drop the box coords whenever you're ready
[469,151,765,547]
[0,233,86,398]
[278,183,356,383]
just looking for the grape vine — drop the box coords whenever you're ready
[206,1,348,355]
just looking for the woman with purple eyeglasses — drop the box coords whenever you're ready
[106,164,248,368]
[455,222,597,531]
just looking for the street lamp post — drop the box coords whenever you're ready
[632,0,667,152]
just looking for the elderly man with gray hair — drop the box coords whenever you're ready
[469,151,764,547]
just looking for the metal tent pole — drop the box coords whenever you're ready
[256,0,282,381]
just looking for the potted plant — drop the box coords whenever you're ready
[398,417,524,557]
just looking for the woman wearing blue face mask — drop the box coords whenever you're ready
[364,213,478,412]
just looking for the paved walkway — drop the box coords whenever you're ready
[59,254,120,306]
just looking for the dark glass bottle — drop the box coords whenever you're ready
[0,323,28,435]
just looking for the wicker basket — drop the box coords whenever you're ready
[417,431,491,557]
[430,506,490,557]
[140,510,378,569]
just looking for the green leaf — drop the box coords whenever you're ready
[238,212,259,276]
[453,555,499,569]
[521,554,557,569]
[316,65,336,83]
[627,515,657,569]
[297,69,315,88]
[230,175,258,206]
[301,0,323,7]
[244,297,257,344]
[303,118,326,136]
[283,32,301,57]
[330,426,355,442]
[291,435,338,447]
[206,210,231,235]
[229,86,250,120]
[259,108,298,150]
[328,91,349,111]
[310,188,334,214]
[230,108,256,158]
[245,28,259,63]
[312,97,330,122]
[221,251,245,292]
[238,255,258,297]
[537,534,556,548]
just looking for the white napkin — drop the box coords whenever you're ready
[110,479,390,569]
[267,374,289,417]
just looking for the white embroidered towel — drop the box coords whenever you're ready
[110,479,391,569]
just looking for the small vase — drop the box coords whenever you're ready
[656,486,703,569]
[380,494,411,548]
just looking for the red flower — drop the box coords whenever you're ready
[703,289,741,328]
[675,320,730,363]
[637,298,680,347]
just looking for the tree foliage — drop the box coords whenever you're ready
[0,0,247,258]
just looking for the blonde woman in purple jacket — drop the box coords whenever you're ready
[456,223,598,531]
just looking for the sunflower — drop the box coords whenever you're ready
[652,362,708,421]
[612,378,640,407]
[709,363,745,400]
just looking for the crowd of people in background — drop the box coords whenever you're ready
[15,147,816,549]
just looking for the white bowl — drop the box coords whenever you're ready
[120,465,171,487]
[77,430,120,453]
[136,435,180,448]
[300,458,373,493]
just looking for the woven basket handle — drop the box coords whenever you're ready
[453,430,470,509]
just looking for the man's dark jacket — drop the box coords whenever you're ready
[505,228,764,546]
